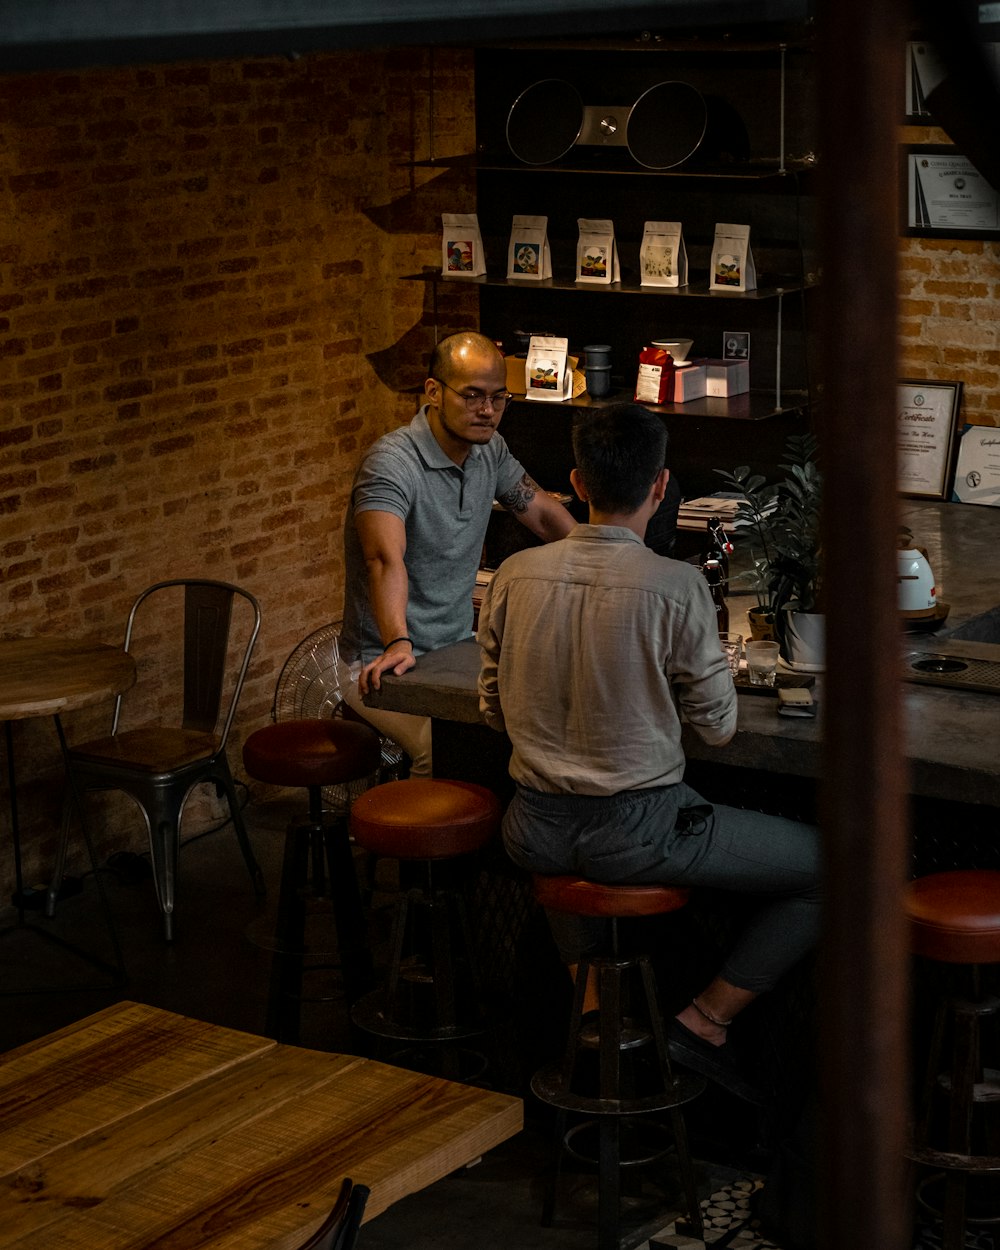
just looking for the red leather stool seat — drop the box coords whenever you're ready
[350,778,500,860]
[242,719,381,790]
[906,870,1000,965]
[533,875,690,919]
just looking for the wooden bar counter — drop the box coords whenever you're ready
[364,500,1000,809]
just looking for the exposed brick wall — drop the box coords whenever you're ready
[0,46,477,894]
[899,122,1000,426]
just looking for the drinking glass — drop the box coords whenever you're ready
[719,632,743,679]
[745,640,780,687]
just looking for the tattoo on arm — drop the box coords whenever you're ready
[497,473,538,516]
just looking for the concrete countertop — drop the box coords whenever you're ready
[366,499,1000,806]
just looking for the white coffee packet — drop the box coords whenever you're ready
[640,220,687,288]
[576,218,619,285]
[709,222,756,292]
[507,215,552,281]
[441,213,486,278]
[525,335,572,402]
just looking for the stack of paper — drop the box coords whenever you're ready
[676,497,741,532]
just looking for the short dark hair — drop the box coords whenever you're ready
[571,404,668,513]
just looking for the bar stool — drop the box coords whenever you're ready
[530,875,706,1250]
[242,717,383,1041]
[906,869,1000,1250]
[349,778,501,1078]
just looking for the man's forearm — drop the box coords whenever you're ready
[366,558,411,648]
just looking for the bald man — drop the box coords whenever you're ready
[340,332,575,775]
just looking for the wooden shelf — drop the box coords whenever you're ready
[507,388,809,422]
[404,273,813,299]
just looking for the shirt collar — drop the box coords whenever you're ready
[411,406,482,471]
[570,522,645,547]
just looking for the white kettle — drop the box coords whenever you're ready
[897,544,938,617]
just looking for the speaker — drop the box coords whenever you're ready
[505,78,746,170]
[626,81,708,170]
[505,79,584,165]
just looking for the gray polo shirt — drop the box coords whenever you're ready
[340,407,525,663]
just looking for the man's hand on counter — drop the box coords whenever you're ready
[359,639,416,694]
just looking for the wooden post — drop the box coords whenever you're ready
[817,2,910,1248]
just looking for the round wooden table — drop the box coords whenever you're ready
[0,635,136,987]
[0,635,136,720]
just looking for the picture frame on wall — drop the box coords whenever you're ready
[904,40,945,121]
[897,379,964,499]
[902,145,1000,240]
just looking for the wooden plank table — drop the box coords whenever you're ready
[0,1001,523,1248]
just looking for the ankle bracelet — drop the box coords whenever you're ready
[692,997,732,1028]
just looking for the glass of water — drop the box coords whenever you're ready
[745,640,781,687]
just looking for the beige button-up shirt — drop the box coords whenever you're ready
[477,524,737,795]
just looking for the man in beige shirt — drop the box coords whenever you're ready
[477,403,820,1102]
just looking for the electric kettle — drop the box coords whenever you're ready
[897,543,939,618]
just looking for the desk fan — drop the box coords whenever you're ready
[271,623,404,810]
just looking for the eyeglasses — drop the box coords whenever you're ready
[433,378,512,412]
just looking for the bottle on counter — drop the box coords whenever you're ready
[703,515,732,593]
[702,557,729,634]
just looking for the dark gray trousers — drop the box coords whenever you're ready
[503,780,821,993]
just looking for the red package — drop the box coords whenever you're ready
[634,345,675,405]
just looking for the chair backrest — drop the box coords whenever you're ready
[299,1178,370,1250]
[113,579,261,745]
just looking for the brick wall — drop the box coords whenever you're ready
[899,122,1000,426]
[0,46,477,895]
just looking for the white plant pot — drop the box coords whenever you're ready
[782,610,825,672]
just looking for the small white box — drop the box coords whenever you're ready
[671,363,707,404]
[700,358,750,397]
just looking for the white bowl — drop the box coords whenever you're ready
[652,338,694,363]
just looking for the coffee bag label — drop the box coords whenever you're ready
[640,220,687,288]
[441,213,486,278]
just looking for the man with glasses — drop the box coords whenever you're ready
[340,331,574,775]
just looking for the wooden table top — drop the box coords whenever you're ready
[0,1001,522,1249]
[0,636,136,721]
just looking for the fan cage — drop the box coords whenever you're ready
[272,622,405,813]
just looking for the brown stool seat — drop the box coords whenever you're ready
[243,719,382,790]
[533,875,690,919]
[350,778,500,860]
[906,869,1000,964]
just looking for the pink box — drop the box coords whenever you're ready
[696,358,750,397]
[671,363,707,403]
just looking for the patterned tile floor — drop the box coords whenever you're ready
[644,1178,998,1250]
[645,1179,781,1250]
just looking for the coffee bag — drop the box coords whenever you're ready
[507,215,552,281]
[709,222,756,292]
[576,218,619,285]
[441,213,486,278]
[525,335,572,402]
[640,220,687,288]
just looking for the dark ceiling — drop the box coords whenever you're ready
[0,0,816,72]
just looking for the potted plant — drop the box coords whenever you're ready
[714,433,824,667]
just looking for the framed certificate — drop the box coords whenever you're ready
[897,380,963,499]
[952,423,1000,508]
[902,145,1000,240]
